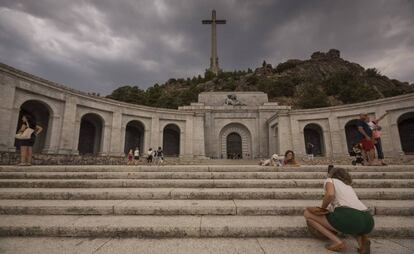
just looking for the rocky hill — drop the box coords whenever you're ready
[107,49,414,109]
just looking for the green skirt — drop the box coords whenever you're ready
[326,207,374,235]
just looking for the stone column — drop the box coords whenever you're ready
[7,107,20,152]
[58,95,78,154]
[277,113,293,153]
[143,128,151,154]
[109,111,123,156]
[388,111,404,156]
[328,116,342,157]
[100,121,112,156]
[268,124,278,155]
[203,111,213,158]
[150,116,160,149]
[192,113,206,158]
[179,127,186,158]
[0,81,16,151]
[42,115,62,154]
[182,117,193,158]
[290,117,302,155]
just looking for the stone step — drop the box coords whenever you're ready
[1,179,413,188]
[0,237,413,254]
[1,171,413,179]
[1,188,413,200]
[0,199,412,216]
[1,165,413,173]
[0,215,412,237]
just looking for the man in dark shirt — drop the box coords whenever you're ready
[357,113,376,165]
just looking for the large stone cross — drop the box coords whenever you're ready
[202,9,226,75]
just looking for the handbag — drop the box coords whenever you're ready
[306,206,330,216]
[15,127,34,140]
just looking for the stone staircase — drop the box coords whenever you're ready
[0,165,413,238]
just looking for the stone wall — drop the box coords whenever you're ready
[0,152,211,165]
[2,152,413,166]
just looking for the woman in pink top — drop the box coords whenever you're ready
[368,112,388,166]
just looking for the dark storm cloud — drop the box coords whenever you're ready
[0,0,413,94]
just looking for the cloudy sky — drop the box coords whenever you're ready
[0,0,413,95]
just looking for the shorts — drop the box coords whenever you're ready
[134,156,139,160]
[18,134,36,147]
[326,207,374,235]
[360,139,374,151]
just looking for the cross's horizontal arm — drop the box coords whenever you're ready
[202,20,227,24]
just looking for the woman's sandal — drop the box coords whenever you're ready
[325,242,346,252]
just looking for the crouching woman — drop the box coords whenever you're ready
[304,166,374,253]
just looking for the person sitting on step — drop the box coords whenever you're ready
[283,150,299,166]
[304,166,374,253]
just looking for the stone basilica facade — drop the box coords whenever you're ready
[1,63,413,162]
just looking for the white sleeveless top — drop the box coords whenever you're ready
[324,178,367,211]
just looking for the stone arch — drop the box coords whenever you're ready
[398,112,414,154]
[345,119,360,153]
[78,113,104,155]
[16,100,53,153]
[220,123,252,159]
[303,123,325,156]
[124,120,145,155]
[163,123,180,156]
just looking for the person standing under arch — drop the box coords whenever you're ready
[15,114,43,166]
[133,147,140,165]
[368,112,388,166]
[306,142,315,160]
[155,146,164,165]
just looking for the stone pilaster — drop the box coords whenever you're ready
[0,79,16,151]
[150,116,160,149]
[277,114,293,154]
[109,111,123,156]
[42,115,62,154]
[58,95,77,154]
